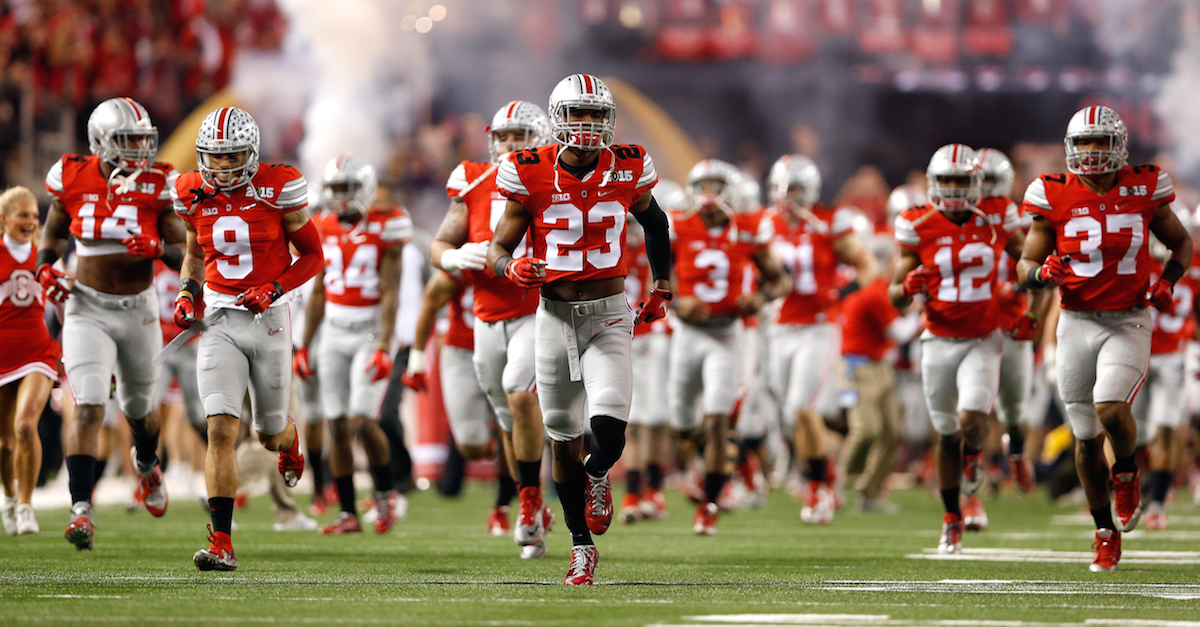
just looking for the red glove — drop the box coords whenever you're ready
[293,345,313,381]
[1009,312,1040,341]
[635,288,673,325]
[235,281,283,314]
[902,267,941,296]
[401,370,426,392]
[174,295,197,329]
[35,264,70,304]
[122,233,163,258]
[1035,254,1068,285]
[1148,278,1175,311]
[366,347,393,383]
[504,257,547,289]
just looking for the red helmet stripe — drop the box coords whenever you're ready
[122,98,143,121]
[215,108,230,140]
[506,101,518,118]
[951,144,959,163]
[582,74,594,94]
[1088,106,1097,125]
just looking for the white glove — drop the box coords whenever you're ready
[440,241,489,272]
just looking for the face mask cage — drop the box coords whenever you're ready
[323,179,366,215]
[489,127,539,163]
[101,129,159,172]
[928,173,982,212]
[552,103,615,151]
[1065,133,1127,175]
[197,147,256,190]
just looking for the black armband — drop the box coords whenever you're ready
[493,255,513,278]
[1025,266,1049,289]
[837,280,861,299]
[634,197,672,282]
[35,247,58,269]
[178,278,201,301]
[160,245,184,271]
[1161,260,1186,285]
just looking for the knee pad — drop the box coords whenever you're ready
[957,385,994,417]
[542,409,580,442]
[929,410,962,436]
[1065,402,1103,440]
[122,395,153,422]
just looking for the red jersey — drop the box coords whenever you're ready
[840,279,898,361]
[1149,257,1200,355]
[995,202,1032,331]
[46,154,176,256]
[895,197,1021,339]
[0,236,58,383]
[767,205,855,325]
[671,211,768,319]
[445,160,538,322]
[444,271,475,351]
[152,261,186,344]
[495,143,657,283]
[173,164,310,309]
[314,209,412,321]
[625,236,653,337]
[1022,165,1175,311]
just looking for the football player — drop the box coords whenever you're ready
[429,100,555,559]
[402,268,517,537]
[669,159,790,534]
[892,144,1028,553]
[173,107,320,570]
[296,153,410,536]
[39,98,183,549]
[0,187,58,536]
[978,148,1039,493]
[764,154,877,525]
[1018,106,1192,571]
[487,74,671,584]
[1132,206,1198,530]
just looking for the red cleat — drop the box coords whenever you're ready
[278,436,305,488]
[1010,454,1035,493]
[692,503,718,535]
[938,512,963,554]
[373,492,400,534]
[1089,528,1121,572]
[193,524,237,571]
[962,495,988,531]
[639,488,668,520]
[487,505,511,536]
[1112,468,1142,532]
[319,512,363,535]
[137,462,169,518]
[619,493,642,524]
[563,544,599,585]
[515,486,545,546]
[583,461,613,535]
[233,494,248,509]
[64,504,94,551]
[309,494,329,517]
[1143,502,1168,530]
[962,452,985,497]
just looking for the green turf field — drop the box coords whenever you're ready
[2,484,1199,626]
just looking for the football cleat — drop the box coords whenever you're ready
[16,504,38,535]
[962,452,985,497]
[639,488,668,520]
[309,494,329,517]
[938,512,963,555]
[64,502,94,551]
[520,537,547,559]
[488,505,511,537]
[194,525,238,571]
[563,544,599,586]
[619,493,642,524]
[1112,468,1141,532]
[583,457,613,535]
[126,484,146,512]
[1010,454,1035,493]
[277,436,305,488]
[800,481,834,525]
[373,491,401,534]
[1143,501,1168,531]
[134,449,169,517]
[962,495,988,532]
[3,499,15,535]
[541,502,555,534]
[692,503,718,536]
[272,513,318,532]
[319,512,363,535]
[1090,528,1121,572]
[515,486,546,546]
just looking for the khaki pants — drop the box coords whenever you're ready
[838,358,902,499]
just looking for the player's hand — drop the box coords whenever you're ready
[293,345,313,381]
[122,233,164,258]
[503,257,547,289]
[401,370,426,392]
[674,295,710,324]
[441,241,489,272]
[735,292,767,316]
[1009,311,1040,341]
[636,288,673,325]
[902,266,941,296]
[1148,278,1175,311]
[35,264,70,304]
[365,346,393,382]
[235,281,283,314]
[174,295,197,329]
[1036,254,1068,285]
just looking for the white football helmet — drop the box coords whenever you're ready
[768,154,821,208]
[975,147,1014,198]
[323,152,377,217]
[686,159,740,213]
[487,100,551,164]
[1064,105,1128,176]
[87,97,158,173]
[886,184,927,224]
[926,144,982,213]
[733,173,762,214]
[196,107,260,190]
[548,74,616,151]
[654,179,688,212]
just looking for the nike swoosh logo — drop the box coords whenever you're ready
[268,327,283,336]
[597,189,614,197]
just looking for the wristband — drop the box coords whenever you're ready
[408,348,426,372]
[1161,260,1186,285]
[36,247,59,269]
[161,245,183,268]
[179,278,201,301]
[1025,266,1049,289]
[494,255,513,277]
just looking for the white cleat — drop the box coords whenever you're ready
[273,512,319,532]
[16,504,38,535]
[520,538,547,559]
[2,499,16,535]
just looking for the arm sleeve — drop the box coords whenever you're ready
[277,220,324,293]
[445,163,468,198]
[495,155,529,201]
[634,196,672,283]
[382,212,414,244]
[277,173,309,210]
[1151,169,1175,203]
[45,159,65,197]
[1022,178,1052,217]
[831,207,857,237]
[634,153,658,194]
[893,213,920,249]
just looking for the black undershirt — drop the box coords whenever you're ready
[557,157,597,180]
